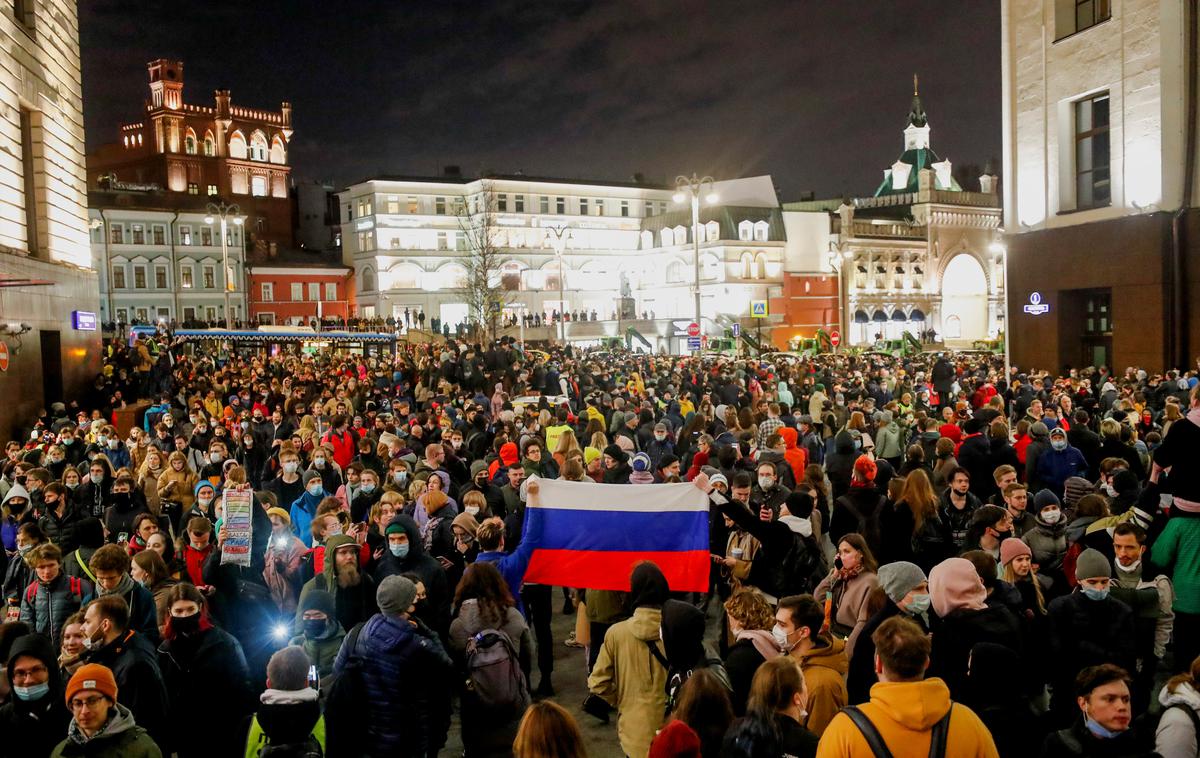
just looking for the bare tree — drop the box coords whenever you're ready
[456,180,510,338]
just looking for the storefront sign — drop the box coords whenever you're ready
[1022,292,1050,316]
[72,311,97,331]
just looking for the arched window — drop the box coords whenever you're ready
[738,220,753,241]
[439,264,468,289]
[184,128,197,155]
[666,259,686,283]
[360,267,377,293]
[705,221,720,242]
[269,136,286,164]
[203,131,215,157]
[500,261,524,291]
[228,131,247,159]
[249,131,269,162]
[386,263,421,290]
[640,230,654,249]
[754,252,768,279]
[661,228,674,246]
[753,221,769,241]
[740,252,754,279]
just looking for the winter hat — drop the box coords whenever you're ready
[451,512,479,537]
[658,453,679,472]
[631,452,652,473]
[266,507,291,526]
[377,575,417,617]
[999,538,1032,567]
[1033,489,1061,512]
[469,460,488,478]
[877,561,926,604]
[648,714,702,758]
[583,446,601,467]
[603,444,627,464]
[193,481,218,498]
[853,454,878,482]
[1049,426,1066,439]
[384,520,408,537]
[708,473,729,490]
[1063,477,1093,507]
[300,589,336,618]
[1074,548,1111,581]
[65,663,118,706]
[929,557,988,617]
[1030,421,1049,438]
[303,470,324,485]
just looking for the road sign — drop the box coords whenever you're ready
[830,330,841,347]
[687,336,701,351]
[0,342,8,372]
[750,300,768,318]
[732,323,741,337]
[686,322,701,337]
[672,320,693,337]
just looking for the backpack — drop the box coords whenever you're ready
[25,575,85,606]
[464,628,530,716]
[259,736,323,758]
[772,528,827,597]
[842,702,953,758]
[323,623,366,758]
[1061,541,1085,589]
[835,493,886,555]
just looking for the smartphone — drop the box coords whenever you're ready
[307,664,319,690]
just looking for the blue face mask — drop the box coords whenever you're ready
[1082,586,1110,602]
[14,682,50,701]
[1084,711,1120,739]
[905,593,932,615]
[389,543,409,558]
[360,483,375,494]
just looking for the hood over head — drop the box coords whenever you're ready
[834,430,855,453]
[627,561,669,610]
[779,427,798,449]
[929,557,988,617]
[660,598,706,671]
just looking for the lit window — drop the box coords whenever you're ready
[203,136,215,156]
[207,184,218,196]
[201,227,213,246]
[131,225,145,244]
[112,266,126,289]
[180,266,193,288]
[251,176,267,197]
[202,266,215,289]
[308,282,319,301]
[152,226,165,245]
[407,196,419,213]
[185,135,196,155]
[180,227,191,245]
[154,266,167,289]
[261,282,273,301]
[325,283,336,301]
[291,283,302,301]
[187,183,199,195]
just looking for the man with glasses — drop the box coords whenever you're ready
[54,662,162,757]
[0,633,70,756]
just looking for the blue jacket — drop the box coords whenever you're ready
[290,488,327,547]
[475,503,543,615]
[333,613,453,757]
[1036,445,1089,498]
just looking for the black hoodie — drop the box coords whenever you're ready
[372,514,450,633]
[0,633,71,756]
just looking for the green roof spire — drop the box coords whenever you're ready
[908,73,927,127]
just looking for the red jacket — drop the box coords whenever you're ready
[321,428,359,469]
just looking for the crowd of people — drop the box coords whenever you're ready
[1,328,1199,757]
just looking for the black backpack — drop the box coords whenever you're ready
[464,628,530,717]
[258,734,323,758]
[772,528,827,597]
[323,623,366,758]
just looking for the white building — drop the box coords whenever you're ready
[1001,0,1200,371]
[0,0,101,440]
[337,172,786,350]
[89,189,247,326]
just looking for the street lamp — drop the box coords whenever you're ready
[827,242,852,350]
[544,222,572,344]
[205,200,243,327]
[988,239,1011,383]
[674,174,718,338]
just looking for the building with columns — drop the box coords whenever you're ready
[86,59,294,252]
[337,172,786,351]
[782,84,1004,348]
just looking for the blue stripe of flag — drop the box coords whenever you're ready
[529,507,709,553]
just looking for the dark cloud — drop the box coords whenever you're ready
[80,1,1000,198]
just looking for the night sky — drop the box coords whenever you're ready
[79,1,1001,200]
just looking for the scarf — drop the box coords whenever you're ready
[836,563,864,583]
[99,572,137,599]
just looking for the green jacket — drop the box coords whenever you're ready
[288,620,346,680]
[1151,511,1200,614]
[51,704,162,758]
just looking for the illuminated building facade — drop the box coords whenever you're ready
[1002,0,1200,371]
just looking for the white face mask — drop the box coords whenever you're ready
[1041,508,1061,524]
[465,506,480,517]
[314,458,326,468]
[1116,558,1141,573]
[771,624,798,652]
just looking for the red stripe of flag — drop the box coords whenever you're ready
[524,548,710,593]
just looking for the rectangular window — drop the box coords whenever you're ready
[308,282,319,301]
[645,202,654,217]
[1057,0,1111,38]
[579,198,588,215]
[183,307,196,321]
[157,307,170,320]
[13,0,36,34]
[261,282,274,302]
[1075,92,1111,210]
[356,197,373,216]
[133,265,146,289]
[205,306,217,322]
[620,200,629,217]
[436,231,448,250]
[207,184,217,196]
[456,234,467,252]
[179,226,191,245]
[291,283,303,302]
[251,176,267,197]
[18,109,38,255]
[200,227,213,246]
[357,230,374,251]
[131,224,145,244]
[435,197,446,215]
[152,225,165,244]
[154,266,167,289]
[540,196,549,214]
[497,194,508,212]
[202,265,215,289]
[187,183,199,195]
[135,307,148,323]
[385,195,400,214]
[115,309,128,324]
[407,196,419,213]
[515,195,525,213]
[180,266,193,289]
[556,197,565,214]
[112,266,126,289]
[324,283,336,301]
[594,199,604,216]
[109,225,124,244]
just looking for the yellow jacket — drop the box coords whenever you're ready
[791,634,848,737]
[588,607,666,758]
[816,678,998,758]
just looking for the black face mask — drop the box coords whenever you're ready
[302,618,326,638]
[7,500,27,514]
[172,612,200,636]
[475,476,487,488]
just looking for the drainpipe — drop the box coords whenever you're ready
[101,209,113,322]
[1171,0,1197,370]
[169,211,180,324]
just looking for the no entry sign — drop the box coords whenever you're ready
[830,330,841,348]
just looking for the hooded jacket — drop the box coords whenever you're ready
[38,500,87,555]
[50,702,162,758]
[295,534,378,635]
[1156,680,1200,758]
[157,622,252,757]
[372,514,450,632]
[244,688,324,758]
[817,678,999,758]
[288,481,327,548]
[288,614,346,681]
[588,563,670,758]
[19,570,95,648]
[826,431,858,500]
[84,628,169,750]
[792,634,849,736]
[779,427,808,483]
[0,633,71,757]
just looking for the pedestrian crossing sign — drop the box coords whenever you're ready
[750,300,768,318]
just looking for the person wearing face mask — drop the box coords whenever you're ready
[289,471,328,549]
[307,445,344,495]
[770,593,846,737]
[1041,664,1155,758]
[1109,523,1174,715]
[2,483,34,553]
[1022,489,1070,588]
[1047,549,1137,722]
[233,431,267,489]
[752,459,792,520]
[3,522,45,612]
[961,505,1014,562]
[0,633,71,756]
[286,589,345,684]
[1035,427,1090,501]
[460,459,504,519]
[37,482,83,555]
[197,442,228,486]
[103,477,150,549]
[79,594,169,750]
[846,561,930,704]
[265,448,304,517]
[349,468,382,524]
[184,481,219,526]
[295,535,378,636]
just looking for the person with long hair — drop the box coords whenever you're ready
[723,589,781,715]
[812,533,880,658]
[512,700,587,758]
[552,428,582,471]
[650,668,734,758]
[1157,654,1200,758]
[745,656,819,758]
[880,467,942,570]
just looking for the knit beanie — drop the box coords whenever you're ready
[853,454,877,482]
[877,561,926,604]
[929,557,988,618]
[377,575,417,617]
[194,480,219,498]
[1074,548,1111,581]
[1033,489,1061,512]
[470,459,488,478]
[303,469,323,485]
[384,520,408,537]
[603,444,627,464]
[584,446,601,466]
[999,538,1032,567]
[632,452,652,472]
[300,589,336,618]
[65,663,118,706]
[708,473,728,490]
[266,507,291,526]
[648,719,702,758]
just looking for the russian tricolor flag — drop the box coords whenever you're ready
[523,478,710,592]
